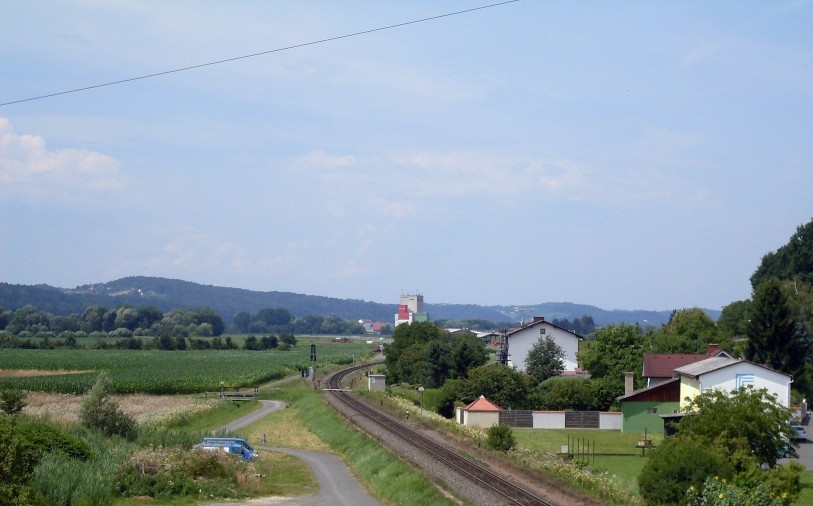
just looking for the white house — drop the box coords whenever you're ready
[505,317,582,373]
[673,356,793,409]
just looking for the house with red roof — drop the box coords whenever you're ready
[642,344,731,387]
[456,395,502,429]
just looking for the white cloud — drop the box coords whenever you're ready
[291,149,590,201]
[0,117,126,197]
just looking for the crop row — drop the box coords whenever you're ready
[0,343,374,394]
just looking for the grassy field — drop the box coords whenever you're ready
[514,428,813,504]
[0,340,377,394]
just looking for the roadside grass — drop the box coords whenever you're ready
[109,396,317,505]
[796,471,813,506]
[270,385,459,506]
[171,398,261,432]
[110,452,303,506]
[239,402,330,451]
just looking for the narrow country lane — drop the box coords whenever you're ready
[205,394,384,506]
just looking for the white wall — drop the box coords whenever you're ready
[533,411,566,429]
[600,412,622,430]
[700,362,792,408]
[531,411,621,430]
[509,323,580,372]
[464,411,500,428]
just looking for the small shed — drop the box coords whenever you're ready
[367,374,386,392]
[457,395,502,429]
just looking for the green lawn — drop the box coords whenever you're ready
[514,428,813,504]
[513,428,663,456]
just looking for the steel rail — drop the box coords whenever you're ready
[326,364,557,506]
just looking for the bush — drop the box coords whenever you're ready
[486,424,516,452]
[80,373,138,440]
[686,475,787,506]
[114,446,247,499]
[639,436,734,506]
[0,388,27,415]
[0,417,92,505]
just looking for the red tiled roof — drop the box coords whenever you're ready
[464,396,502,412]
[643,346,728,379]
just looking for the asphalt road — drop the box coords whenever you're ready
[789,439,813,469]
[206,396,383,506]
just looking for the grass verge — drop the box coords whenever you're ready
[269,385,459,506]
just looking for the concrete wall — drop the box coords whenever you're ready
[367,374,386,392]
[533,411,567,429]
[599,412,623,430]
[532,411,621,430]
[463,410,500,429]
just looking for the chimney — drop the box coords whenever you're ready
[624,372,635,396]
[532,316,545,323]
[706,344,720,355]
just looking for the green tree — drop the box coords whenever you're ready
[649,308,729,354]
[189,307,225,336]
[114,306,139,331]
[80,306,106,333]
[751,218,813,289]
[718,300,752,339]
[79,373,137,440]
[233,311,251,333]
[531,376,594,410]
[579,324,645,398]
[525,336,565,383]
[746,278,808,383]
[678,386,795,469]
[460,364,533,409]
[638,436,734,506]
[385,323,487,387]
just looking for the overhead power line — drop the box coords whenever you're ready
[1,0,519,107]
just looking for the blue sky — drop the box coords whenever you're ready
[1,1,811,312]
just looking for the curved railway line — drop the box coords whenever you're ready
[326,362,559,506]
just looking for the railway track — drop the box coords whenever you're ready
[326,363,558,506]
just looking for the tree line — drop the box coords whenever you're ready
[0,303,385,347]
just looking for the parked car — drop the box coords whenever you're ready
[791,424,807,441]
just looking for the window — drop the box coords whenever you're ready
[736,374,755,389]
[647,407,658,414]
[540,328,546,335]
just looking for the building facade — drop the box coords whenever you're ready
[505,317,582,373]
[394,293,429,326]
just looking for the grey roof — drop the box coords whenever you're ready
[673,356,743,378]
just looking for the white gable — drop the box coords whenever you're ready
[699,361,792,408]
[507,320,581,372]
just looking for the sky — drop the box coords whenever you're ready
[1,1,812,312]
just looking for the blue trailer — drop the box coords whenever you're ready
[195,437,255,460]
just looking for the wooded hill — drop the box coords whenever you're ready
[0,276,698,326]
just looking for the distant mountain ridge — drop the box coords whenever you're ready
[0,276,717,326]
